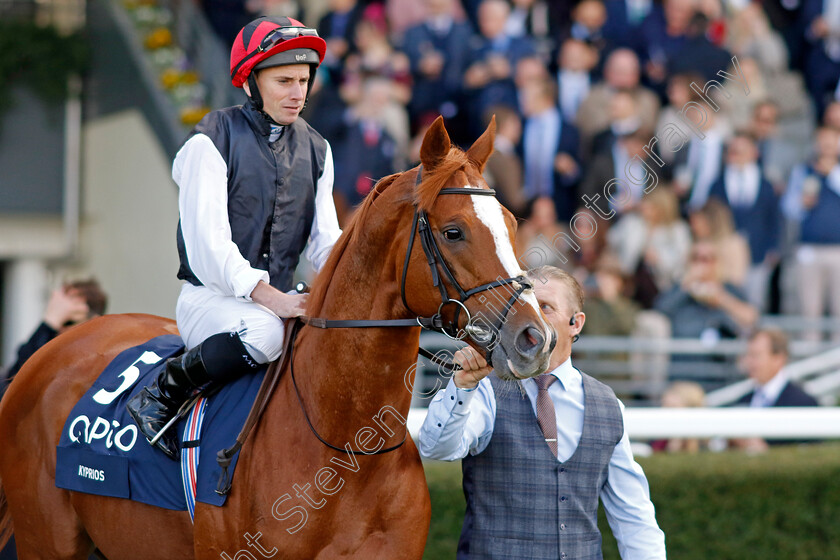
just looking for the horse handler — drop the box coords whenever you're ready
[419,265,666,559]
[127,16,341,459]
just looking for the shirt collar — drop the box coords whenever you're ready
[755,369,788,405]
[544,357,580,391]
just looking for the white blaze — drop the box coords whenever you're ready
[469,188,544,321]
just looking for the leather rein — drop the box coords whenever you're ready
[295,166,531,453]
[215,167,532,492]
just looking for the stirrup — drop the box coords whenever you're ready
[148,394,201,447]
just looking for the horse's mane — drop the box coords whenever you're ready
[306,147,472,317]
[306,172,399,316]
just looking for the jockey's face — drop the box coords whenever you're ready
[247,63,310,125]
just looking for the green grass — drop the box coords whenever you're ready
[423,443,840,559]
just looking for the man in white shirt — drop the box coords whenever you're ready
[127,16,341,459]
[419,265,665,559]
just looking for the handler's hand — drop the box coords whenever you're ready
[452,346,493,390]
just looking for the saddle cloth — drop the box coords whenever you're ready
[55,335,266,511]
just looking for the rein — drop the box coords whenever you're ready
[288,322,406,456]
[216,165,533,483]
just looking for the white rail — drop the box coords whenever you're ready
[407,407,840,441]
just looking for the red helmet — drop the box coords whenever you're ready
[230,17,327,88]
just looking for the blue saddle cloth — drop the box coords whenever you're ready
[55,335,266,510]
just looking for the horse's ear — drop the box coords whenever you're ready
[466,115,496,173]
[420,116,451,171]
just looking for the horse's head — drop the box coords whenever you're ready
[403,116,555,380]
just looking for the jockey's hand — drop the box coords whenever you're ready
[250,281,309,318]
[452,345,493,390]
[275,292,309,318]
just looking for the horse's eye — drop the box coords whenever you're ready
[443,228,464,242]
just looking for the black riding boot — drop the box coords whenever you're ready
[126,331,260,460]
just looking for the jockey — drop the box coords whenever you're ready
[127,16,342,459]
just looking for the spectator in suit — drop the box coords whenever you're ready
[400,0,473,126]
[750,100,800,191]
[385,0,467,36]
[739,329,819,408]
[483,106,527,218]
[332,78,399,225]
[639,0,695,90]
[666,12,732,82]
[708,133,781,310]
[575,49,660,151]
[317,0,364,81]
[514,55,551,112]
[733,329,819,451]
[782,126,840,343]
[567,0,613,55]
[463,0,536,135]
[801,0,840,117]
[555,39,599,124]
[588,89,642,161]
[672,84,730,211]
[603,0,653,45]
[582,126,657,218]
[520,77,582,222]
[505,0,566,60]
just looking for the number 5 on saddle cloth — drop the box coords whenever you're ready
[55,335,265,520]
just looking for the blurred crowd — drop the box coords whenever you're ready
[200,0,840,348]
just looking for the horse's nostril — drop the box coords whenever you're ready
[516,326,544,355]
[525,330,537,347]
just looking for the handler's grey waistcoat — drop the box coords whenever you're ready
[177,101,326,293]
[458,372,623,560]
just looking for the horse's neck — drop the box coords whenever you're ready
[291,227,419,446]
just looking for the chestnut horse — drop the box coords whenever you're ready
[0,117,554,559]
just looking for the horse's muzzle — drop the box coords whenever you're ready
[490,318,554,380]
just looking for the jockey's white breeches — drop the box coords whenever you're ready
[175,283,285,363]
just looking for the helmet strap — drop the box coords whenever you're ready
[247,73,264,111]
[247,72,283,126]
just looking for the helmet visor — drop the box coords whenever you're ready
[258,26,321,53]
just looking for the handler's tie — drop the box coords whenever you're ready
[535,374,558,458]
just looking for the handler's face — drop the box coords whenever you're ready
[250,64,310,125]
[533,278,580,370]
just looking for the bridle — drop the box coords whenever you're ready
[304,166,532,347]
[295,165,533,455]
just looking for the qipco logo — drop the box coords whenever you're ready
[69,415,138,452]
